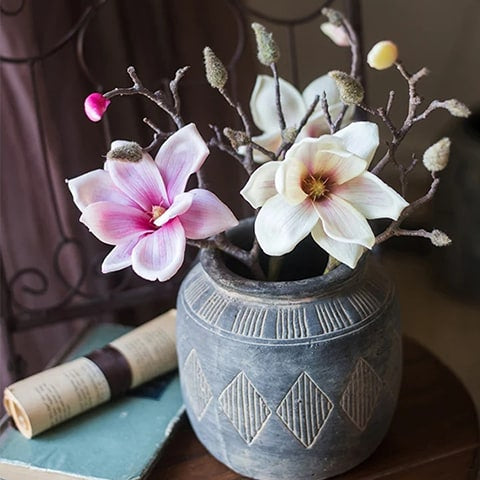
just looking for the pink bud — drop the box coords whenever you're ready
[320,23,350,47]
[84,93,110,122]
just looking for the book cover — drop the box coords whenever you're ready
[0,323,185,480]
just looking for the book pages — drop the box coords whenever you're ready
[3,310,177,438]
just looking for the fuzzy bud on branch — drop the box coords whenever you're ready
[203,47,228,90]
[329,70,364,105]
[423,137,451,172]
[430,229,452,247]
[223,128,249,150]
[251,23,280,66]
[443,99,471,118]
[107,141,143,162]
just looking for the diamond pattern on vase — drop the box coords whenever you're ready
[340,358,383,431]
[276,372,333,448]
[183,349,213,420]
[219,372,271,444]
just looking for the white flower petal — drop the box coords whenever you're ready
[275,157,308,205]
[313,194,375,248]
[335,171,408,219]
[285,137,367,185]
[131,218,185,281]
[311,221,365,269]
[154,191,193,228]
[302,74,341,113]
[255,195,318,256]
[250,75,305,133]
[240,161,281,208]
[333,121,379,165]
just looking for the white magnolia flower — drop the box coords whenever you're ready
[241,122,408,268]
[247,74,353,163]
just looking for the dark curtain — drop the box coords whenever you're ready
[0,0,256,395]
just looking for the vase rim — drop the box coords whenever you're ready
[199,247,369,300]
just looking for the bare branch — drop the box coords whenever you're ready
[375,175,440,244]
[270,62,287,131]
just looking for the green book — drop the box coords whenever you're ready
[0,323,184,480]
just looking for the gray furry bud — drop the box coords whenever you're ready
[423,137,451,172]
[107,141,143,162]
[251,23,280,66]
[282,127,297,143]
[224,128,249,150]
[443,99,471,118]
[321,8,343,27]
[329,70,364,105]
[203,47,228,89]
[430,229,452,247]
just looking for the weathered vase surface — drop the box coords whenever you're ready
[176,236,401,480]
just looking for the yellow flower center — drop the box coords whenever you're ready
[151,205,166,222]
[302,175,329,201]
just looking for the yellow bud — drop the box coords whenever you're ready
[367,41,399,70]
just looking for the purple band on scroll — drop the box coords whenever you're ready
[86,345,132,398]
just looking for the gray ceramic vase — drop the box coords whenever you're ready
[176,223,402,480]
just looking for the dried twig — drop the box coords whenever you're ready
[375,175,440,244]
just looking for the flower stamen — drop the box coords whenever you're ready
[151,205,166,223]
[302,174,329,201]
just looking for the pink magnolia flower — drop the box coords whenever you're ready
[241,122,408,268]
[67,124,238,281]
[84,93,110,122]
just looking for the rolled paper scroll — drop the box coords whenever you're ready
[3,309,177,438]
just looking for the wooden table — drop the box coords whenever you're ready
[152,338,479,479]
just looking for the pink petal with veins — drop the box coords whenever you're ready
[106,153,168,211]
[178,189,238,239]
[155,124,209,201]
[131,218,186,281]
[67,169,135,212]
[80,201,153,245]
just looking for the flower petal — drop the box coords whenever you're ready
[179,189,238,239]
[131,218,186,281]
[106,152,168,211]
[275,157,308,205]
[313,194,375,248]
[80,201,153,245]
[250,75,305,133]
[155,124,209,201]
[302,74,340,113]
[311,221,365,269]
[102,236,143,273]
[67,169,134,212]
[154,191,193,228]
[335,171,408,219]
[255,195,318,256]
[240,161,280,208]
[333,121,379,165]
[285,137,367,185]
